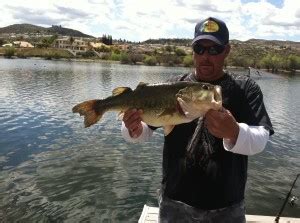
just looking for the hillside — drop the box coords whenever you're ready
[0,24,94,38]
[143,38,300,51]
[0,23,299,71]
[143,38,191,46]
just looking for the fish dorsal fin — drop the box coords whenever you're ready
[112,87,132,96]
[136,82,149,89]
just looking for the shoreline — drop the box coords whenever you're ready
[0,55,299,74]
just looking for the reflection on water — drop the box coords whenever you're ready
[0,58,299,221]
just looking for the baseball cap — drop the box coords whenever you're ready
[192,17,229,46]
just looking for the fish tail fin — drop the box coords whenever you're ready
[72,100,104,127]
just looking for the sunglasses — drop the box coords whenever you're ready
[193,44,225,55]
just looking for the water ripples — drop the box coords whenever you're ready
[0,58,299,221]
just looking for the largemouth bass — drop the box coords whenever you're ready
[72,82,222,129]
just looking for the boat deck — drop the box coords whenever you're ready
[138,205,300,223]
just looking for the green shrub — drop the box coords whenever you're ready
[4,47,15,58]
[52,53,61,59]
[183,55,193,67]
[97,45,111,52]
[16,51,27,58]
[120,52,130,64]
[171,55,183,65]
[112,47,121,54]
[110,52,121,61]
[79,50,95,58]
[129,53,144,64]
[143,56,157,66]
[287,55,300,70]
[45,52,52,60]
[175,48,186,56]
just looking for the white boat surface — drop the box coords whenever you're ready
[138,205,300,223]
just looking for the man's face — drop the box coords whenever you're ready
[193,39,230,81]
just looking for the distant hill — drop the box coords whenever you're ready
[0,24,94,38]
[143,38,300,51]
[143,38,192,46]
[232,39,300,50]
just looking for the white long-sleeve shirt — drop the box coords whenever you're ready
[121,122,270,156]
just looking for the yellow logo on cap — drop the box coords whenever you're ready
[201,20,219,32]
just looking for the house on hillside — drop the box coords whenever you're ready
[53,37,88,53]
[2,41,34,48]
[13,41,34,48]
[89,42,108,49]
[2,43,13,47]
[53,37,71,49]
[72,39,88,51]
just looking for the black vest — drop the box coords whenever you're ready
[160,72,274,210]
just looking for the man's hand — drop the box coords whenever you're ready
[205,108,239,144]
[122,109,143,138]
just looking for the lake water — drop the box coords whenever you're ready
[0,58,299,222]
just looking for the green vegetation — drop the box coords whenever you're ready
[258,53,300,72]
[1,23,298,72]
[0,24,93,38]
[35,35,58,48]
[0,38,299,73]
[76,50,95,58]
[102,34,113,45]
[183,55,193,67]
[143,56,157,66]
[227,42,300,72]
[4,47,15,58]
[0,47,73,59]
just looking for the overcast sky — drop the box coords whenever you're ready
[1,0,299,42]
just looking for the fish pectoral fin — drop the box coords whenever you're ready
[163,125,175,136]
[117,111,125,120]
[112,87,132,96]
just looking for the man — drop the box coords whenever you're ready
[122,17,274,222]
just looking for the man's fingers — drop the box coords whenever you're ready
[123,109,143,132]
[123,109,137,121]
[205,108,227,121]
[123,109,143,122]
[127,118,142,130]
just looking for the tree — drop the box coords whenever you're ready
[165,45,172,54]
[49,35,58,44]
[41,37,54,48]
[102,34,113,45]
[287,55,300,71]
[69,36,75,45]
[0,38,5,46]
[260,53,282,72]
